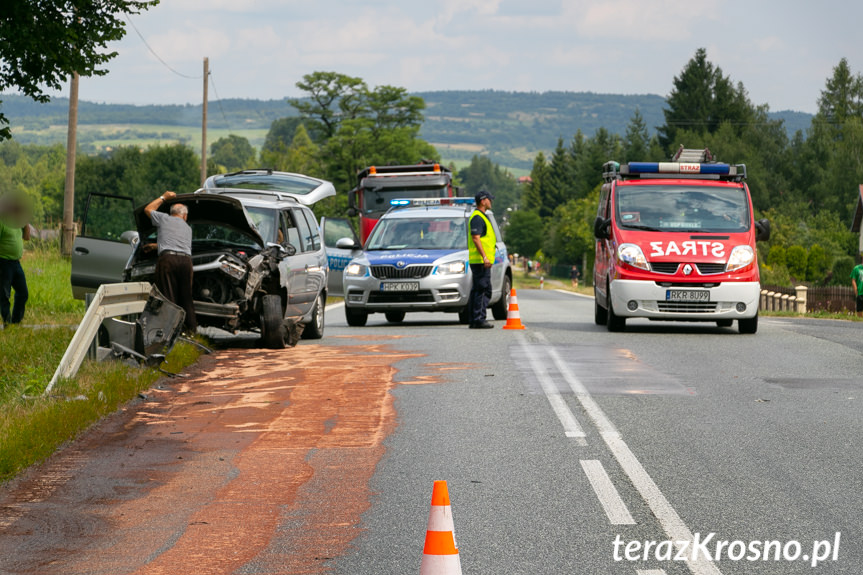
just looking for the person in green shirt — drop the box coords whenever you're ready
[850,257,863,318]
[0,213,31,325]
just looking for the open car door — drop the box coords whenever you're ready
[70,193,137,300]
[321,217,362,297]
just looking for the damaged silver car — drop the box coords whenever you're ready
[71,170,335,349]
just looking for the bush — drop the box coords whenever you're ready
[786,245,808,281]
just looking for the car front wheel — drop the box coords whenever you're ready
[301,291,325,339]
[260,294,287,349]
[491,274,512,320]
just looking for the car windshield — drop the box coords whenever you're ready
[367,216,466,250]
[245,206,278,244]
[189,223,262,251]
[615,184,750,233]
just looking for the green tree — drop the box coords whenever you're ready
[658,48,754,152]
[262,117,304,155]
[503,210,543,258]
[289,71,367,141]
[457,155,521,212]
[785,245,808,280]
[0,0,158,140]
[209,134,256,173]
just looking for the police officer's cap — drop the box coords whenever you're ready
[475,189,495,203]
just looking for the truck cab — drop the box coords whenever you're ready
[593,148,770,334]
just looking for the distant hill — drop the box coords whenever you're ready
[1,91,812,171]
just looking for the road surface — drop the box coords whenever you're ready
[1,289,861,574]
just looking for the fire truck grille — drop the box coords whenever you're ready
[656,301,718,313]
[650,262,727,275]
[371,265,433,279]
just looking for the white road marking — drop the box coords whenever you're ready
[528,332,723,575]
[521,340,586,442]
[580,459,636,525]
[637,570,667,575]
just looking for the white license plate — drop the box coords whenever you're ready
[666,289,709,302]
[380,282,419,292]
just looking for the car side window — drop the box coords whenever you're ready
[300,208,321,251]
[281,210,302,253]
[292,208,313,253]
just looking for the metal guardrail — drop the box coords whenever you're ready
[46,282,152,395]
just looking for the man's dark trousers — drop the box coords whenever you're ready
[469,263,492,325]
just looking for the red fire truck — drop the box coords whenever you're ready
[593,147,770,334]
[348,162,457,243]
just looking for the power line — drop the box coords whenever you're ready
[124,15,202,80]
[207,70,232,127]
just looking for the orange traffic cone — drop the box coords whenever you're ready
[502,288,526,330]
[420,480,462,575]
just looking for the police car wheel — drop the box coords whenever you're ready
[491,274,511,320]
[385,311,406,323]
[345,306,368,327]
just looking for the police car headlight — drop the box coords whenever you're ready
[725,245,755,272]
[617,243,649,271]
[345,262,368,277]
[434,261,466,275]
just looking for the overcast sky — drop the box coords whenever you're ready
[52,0,863,114]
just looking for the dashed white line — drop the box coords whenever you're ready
[637,570,667,575]
[521,336,586,442]
[580,459,636,525]
[526,332,723,575]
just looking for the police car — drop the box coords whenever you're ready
[331,198,512,326]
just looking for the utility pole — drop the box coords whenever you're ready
[200,57,208,186]
[61,71,80,256]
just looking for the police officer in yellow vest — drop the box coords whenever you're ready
[468,189,496,329]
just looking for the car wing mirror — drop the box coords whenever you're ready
[120,230,139,246]
[268,242,296,256]
[755,219,771,242]
[336,237,361,250]
[593,216,610,239]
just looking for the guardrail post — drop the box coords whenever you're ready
[760,289,768,311]
[781,294,790,311]
[795,285,808,314]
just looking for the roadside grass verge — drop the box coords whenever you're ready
[0,242,205,484]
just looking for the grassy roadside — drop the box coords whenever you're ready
[0,242,205,484]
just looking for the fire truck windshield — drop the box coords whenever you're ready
[361,185,449,216]
[615,184,750,233]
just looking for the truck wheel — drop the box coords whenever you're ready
[738,313,758,334]
[594,287,607,325]
[606,283,626,332]
[345,306,368,327]
[491,274,512,320]
[385,311,405,323]
[260,294,287,349]
[301,291,325,340]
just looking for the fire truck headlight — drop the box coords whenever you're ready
[617,243,649,271]
[345,262,368,277]
[725,245,755,272]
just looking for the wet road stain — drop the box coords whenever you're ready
[0,339,472,574]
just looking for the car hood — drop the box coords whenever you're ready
[362,249,467,266]
[134,193,264,245]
